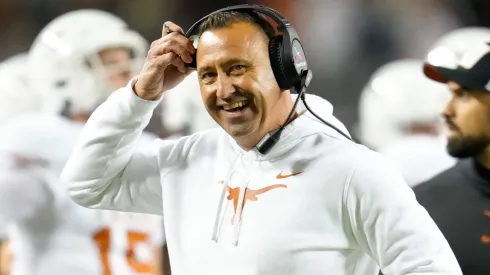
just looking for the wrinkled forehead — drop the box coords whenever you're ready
[196,22,269,69]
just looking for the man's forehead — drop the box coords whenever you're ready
[196,22,267,68]
[198,22,267,49]
[448,81,490,101]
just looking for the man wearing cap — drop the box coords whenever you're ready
[415,43,490,274]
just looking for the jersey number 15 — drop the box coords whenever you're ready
[93,227,154,275]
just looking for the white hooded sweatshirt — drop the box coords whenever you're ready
[62,79,461,275]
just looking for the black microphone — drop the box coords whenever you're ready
[256,70,352,154]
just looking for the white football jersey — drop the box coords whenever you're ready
[95,211,164,275]
[0,113,164,275]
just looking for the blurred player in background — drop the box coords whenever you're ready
[0,54,41,124]
[160,70,218,137]
[0,53,43,275]
[357,59,454,187]
[0,10,165,275]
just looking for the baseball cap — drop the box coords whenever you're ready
[423,43,490,92]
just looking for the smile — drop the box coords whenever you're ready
[222,100,249,112]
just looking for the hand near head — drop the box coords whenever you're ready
[134,22,195,101]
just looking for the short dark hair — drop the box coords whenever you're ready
[197,11,276,39]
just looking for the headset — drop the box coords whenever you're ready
[183,4,353,154]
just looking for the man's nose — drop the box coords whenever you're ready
[215,74,234,99]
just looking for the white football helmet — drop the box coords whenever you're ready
[28,9,149,116]
[357,59,450,150]
[161,71,218,134]
[0,53,41,125]
[426,27,490,68]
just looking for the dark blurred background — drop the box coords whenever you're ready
[1,0,489,131]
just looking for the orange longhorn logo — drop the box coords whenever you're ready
[218,181,287,224]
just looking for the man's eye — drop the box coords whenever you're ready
[230,65,246,74]
[201,72,216,84]
[201,72,215,80]
[455,90,468,98]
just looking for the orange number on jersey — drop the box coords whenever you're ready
[93,228,111,275]
[126,231,153,273]
[93,228,154,275]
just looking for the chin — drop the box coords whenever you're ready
[226,123,257,139]
[447,135,490,158]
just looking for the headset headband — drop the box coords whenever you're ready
[184,4,309,92]
[185,4,290,38]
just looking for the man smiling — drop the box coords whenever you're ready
[62,6,461,275]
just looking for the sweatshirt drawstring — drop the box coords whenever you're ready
[211,179,228,242]
[232,179,249,246]
[211,154,241,243]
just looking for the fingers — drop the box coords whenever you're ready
[153,52,187,73]
[146,21,193,73]
[150,21,195,63]
[149,39,193,64]
[161,32,195,55]
[134,22,191,99]
[160,21,194,54]
[148,29,195,69]
[162,21,184,36]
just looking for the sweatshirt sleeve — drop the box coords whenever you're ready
[344,151,462,274]
[61,78,187,215]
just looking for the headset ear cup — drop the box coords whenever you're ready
[269,35,291,90]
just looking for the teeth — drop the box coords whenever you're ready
[223,101,247,111]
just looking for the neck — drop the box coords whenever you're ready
[236,90,294,151]
[477,146,490,170]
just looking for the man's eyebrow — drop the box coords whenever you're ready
[198,58,253,77]
[220,58,253,68]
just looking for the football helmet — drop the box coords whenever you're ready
[161,71,218,134]
[28,9,148,116]
[358,59,450,150]
[0,53,41,125]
